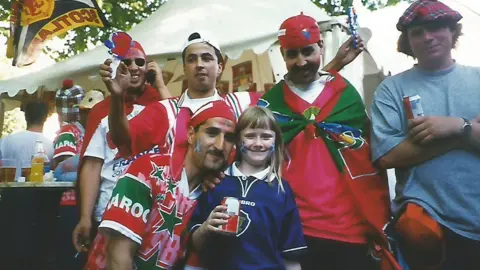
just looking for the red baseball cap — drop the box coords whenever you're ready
[278,13,321,49]
[125,41,147,59]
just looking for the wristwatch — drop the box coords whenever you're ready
[461,117,472,138]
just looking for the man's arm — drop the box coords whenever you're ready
[146,60,172,99]
[106,231,138,270]
[109,102,170,157]
[73,123,106,251]
[78,157,103,222]
[369,82,463,171]
[378,115,467,169]
[377,137,459,169]
[108,94,131,154]
[72,156,104,251]
[99,58,134,155]
[100,56,169,157]
[52,156,67,170]
[323,36,364,72]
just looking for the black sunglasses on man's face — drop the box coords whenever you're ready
[121,58,146,67]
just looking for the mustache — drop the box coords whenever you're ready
[207,149,225,158]
[290,63,317,74]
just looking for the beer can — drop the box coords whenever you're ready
[220,197,240,234]
[403,95,424,119]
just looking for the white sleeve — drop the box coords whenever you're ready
[84,124,106,160]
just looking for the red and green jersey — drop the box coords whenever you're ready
[53,122,84,159]
[85,153,201,270]
[53,122,84,206]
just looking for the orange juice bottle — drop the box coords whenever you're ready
[30,140,49,182]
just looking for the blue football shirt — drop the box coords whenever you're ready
[189,163,307,270]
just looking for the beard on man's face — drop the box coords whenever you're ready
[289,62,320,84]
[199,147,228,172]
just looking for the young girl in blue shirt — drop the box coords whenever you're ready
[189,106,305,270]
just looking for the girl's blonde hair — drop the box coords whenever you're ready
[235,106,285,192]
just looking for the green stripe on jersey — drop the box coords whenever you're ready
[107,174,152,215]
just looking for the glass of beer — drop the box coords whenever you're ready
[0,159,17,183]
[20,160,32,182]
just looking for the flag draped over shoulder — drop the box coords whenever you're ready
[8,0,108,67]
[258,74,369,172]
[259,73,400,269]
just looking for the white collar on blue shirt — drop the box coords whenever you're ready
[225,162,277,182]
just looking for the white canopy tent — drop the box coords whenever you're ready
[0,0,377,100]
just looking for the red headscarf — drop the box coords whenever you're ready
[170,101,236,180]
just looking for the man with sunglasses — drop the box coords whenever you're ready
[72,41,171,260]
[371,1,480,269]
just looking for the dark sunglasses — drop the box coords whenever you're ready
[121,58,146,67]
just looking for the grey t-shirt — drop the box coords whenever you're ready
[370,63,480,240]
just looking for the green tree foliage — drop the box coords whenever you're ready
[313,0,406,16]
[0,0,405,61]
[2,108,26,138]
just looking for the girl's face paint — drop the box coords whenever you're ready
[239,128,276,167]
[240,144,248,153]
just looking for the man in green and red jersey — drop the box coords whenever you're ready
[258,14,396,269]
[53,88,104,270]
[84,100,237,270]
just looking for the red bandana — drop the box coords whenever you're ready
[170,101,236,180]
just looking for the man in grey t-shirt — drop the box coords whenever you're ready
[370,1,480,269]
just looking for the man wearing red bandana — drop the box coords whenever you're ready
[371,1,480,269]
[258,13,397,269]
[72,40,171,259]
[84,101,237,270]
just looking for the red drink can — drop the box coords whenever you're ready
[403,95,424,120]
[220,197,240,234]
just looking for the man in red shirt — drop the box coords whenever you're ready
[258,14,395,269]
[73,40,171,260]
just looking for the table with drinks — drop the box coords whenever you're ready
[0,139,74,190]
[0,162,74,189]
[0,140,78,269]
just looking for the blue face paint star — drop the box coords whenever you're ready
[240,143,248,153]
[194,140,202,153]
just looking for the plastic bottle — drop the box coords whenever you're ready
[30,140,49,182]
